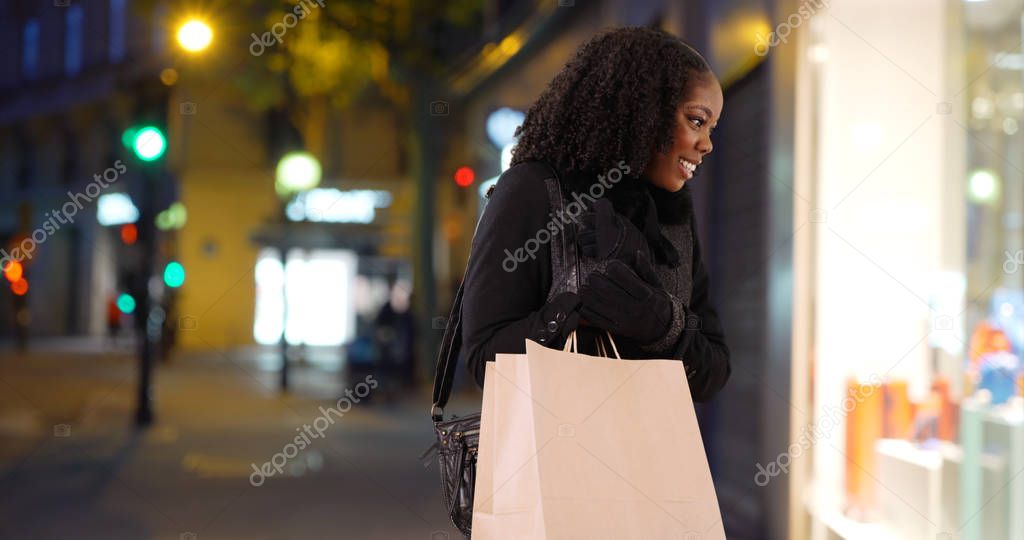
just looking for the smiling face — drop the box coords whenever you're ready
[644,71,724,192]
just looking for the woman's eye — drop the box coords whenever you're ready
[690,117,706,128]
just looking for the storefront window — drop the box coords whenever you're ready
[794,1,1023,539]
[958,5,1024,539]
[253,248,358,347]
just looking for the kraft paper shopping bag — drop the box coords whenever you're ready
[472,354,547,538]
[472,334,725,539]
[470,361,498,537]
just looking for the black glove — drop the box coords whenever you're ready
[530,292,582,347]
[578,198,651,268]
[579,254,671,345]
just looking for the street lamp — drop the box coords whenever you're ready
[275,151,323,198]
[272,151,321,391]
[177,19,213,53]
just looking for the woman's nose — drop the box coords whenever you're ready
[697,135,713,156]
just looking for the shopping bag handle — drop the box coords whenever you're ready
[561,330,621,359]
[561,331,577,353]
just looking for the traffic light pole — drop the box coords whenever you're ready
[278,246,289,392]
[134,167,158,427]
[125,82,170,428]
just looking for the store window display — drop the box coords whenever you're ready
[794,2,1024,539]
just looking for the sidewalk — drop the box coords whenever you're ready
[0,344,481,540]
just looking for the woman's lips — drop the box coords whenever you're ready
[678,158,697,180]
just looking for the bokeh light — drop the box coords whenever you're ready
[163,261,186,288]
[116,293,136,314]
[10,278,28,296]
[177,20,213,53]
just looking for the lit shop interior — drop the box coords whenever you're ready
[791,1,1023,539]
[251,152,409,372]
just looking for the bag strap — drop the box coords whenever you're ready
[430,161,562,421]
[542,175,582,299]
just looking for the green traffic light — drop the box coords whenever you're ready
[127,126,167,161]
[117,293,136,314]
[163,261,185,288]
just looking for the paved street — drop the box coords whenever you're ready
[0,340,479,539]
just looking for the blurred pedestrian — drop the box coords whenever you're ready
[374,277,415,402]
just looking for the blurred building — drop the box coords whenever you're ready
[169,61,416,353]
[0,1,415,356]
[0,0,163,338]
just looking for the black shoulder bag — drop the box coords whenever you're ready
[425,276,481,537]
[423,161,572,537]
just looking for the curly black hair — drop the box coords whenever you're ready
[511,26,712,180]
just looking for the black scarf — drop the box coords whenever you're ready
[560,167,691,268]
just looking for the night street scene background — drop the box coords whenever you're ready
[2,0,1024,539]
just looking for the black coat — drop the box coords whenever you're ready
[459,161,731,402]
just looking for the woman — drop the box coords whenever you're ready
[460,26,730,402]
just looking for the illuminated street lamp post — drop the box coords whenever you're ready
[274,151,322,391]
[275,151,323,197]
[176,19,213,53]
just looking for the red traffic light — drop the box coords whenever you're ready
[120,223,138,245]
[11,278,28,296]
[454,166,475,188]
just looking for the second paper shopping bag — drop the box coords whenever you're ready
[472,335,725,539]
[472,353,547,538]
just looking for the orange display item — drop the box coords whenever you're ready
[968,320,1012,367]
[844,377,883,519]
[883,380,913,440]
[933,376,957,441]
